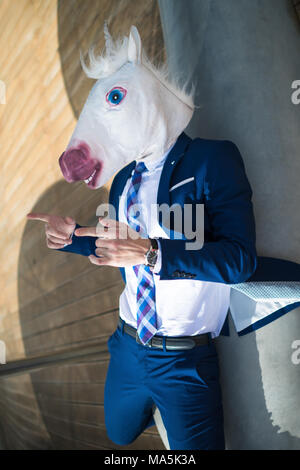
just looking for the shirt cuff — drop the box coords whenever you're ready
[152,240,162,275]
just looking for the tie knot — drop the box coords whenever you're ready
[134,161,147,174]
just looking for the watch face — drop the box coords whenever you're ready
[147,250,158,267]
[150,239,159,250]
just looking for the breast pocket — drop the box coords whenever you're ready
[164,178,199,239]
[169,178,195,206]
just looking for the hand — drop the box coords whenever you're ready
[75,218,151,267]
[27,212,76,249]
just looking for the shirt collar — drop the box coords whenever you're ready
[135,141,177,173]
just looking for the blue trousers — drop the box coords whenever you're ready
[104,325,225,450]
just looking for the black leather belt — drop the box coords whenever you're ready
[117,318,211,350]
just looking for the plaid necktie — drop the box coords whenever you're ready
[125,161,158,345]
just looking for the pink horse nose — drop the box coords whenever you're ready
[59,143,96,182]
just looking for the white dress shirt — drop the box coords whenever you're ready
[118,146,231,338]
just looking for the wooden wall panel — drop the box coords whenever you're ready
[0,0,166,450]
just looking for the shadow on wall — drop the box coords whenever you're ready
[5,1,168,449]
[18,179,115,360]
[17,182,164,450]
[216,313,300,450]
[17,179,124,448]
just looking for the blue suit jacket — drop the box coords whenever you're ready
[60,132,300,335]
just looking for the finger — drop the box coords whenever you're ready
[93,224,111,239]
[74,227,98,237]
[27,212,50,223]
[95,238,116,248]
[95,238,106,247]
[64,216,76,225]
[45,224,71,240]
[88,255,108,265]
[47,234,72,245]
[47,240,66,249]
[98,217,117,228]
[95,231,115,244]
[95,247,109,257]
[98,219,130,239]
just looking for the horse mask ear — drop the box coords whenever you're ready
[127,26,142,64]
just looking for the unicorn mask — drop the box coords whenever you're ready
[59,25,195,189]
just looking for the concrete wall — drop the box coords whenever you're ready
[159,0,300,449]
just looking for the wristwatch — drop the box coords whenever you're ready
[144,238,159,268]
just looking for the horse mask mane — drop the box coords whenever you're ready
[59,25,195,189]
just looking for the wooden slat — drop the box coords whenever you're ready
[0,0,165,450]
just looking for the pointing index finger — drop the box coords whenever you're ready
[74,227,98,237]
[27,213,50,223]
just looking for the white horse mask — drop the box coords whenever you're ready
[59,25,195,189]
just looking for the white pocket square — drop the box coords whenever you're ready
[169,177,195,192]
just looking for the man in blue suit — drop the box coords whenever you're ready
[28,131,258,449]
[27,25,300,450]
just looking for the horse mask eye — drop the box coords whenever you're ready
[106,87,127,105]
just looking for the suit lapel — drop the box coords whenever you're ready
[157,132,192,209]
[110,132,192,223]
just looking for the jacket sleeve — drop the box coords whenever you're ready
[158,140,257,284]
[57,224,96,257]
